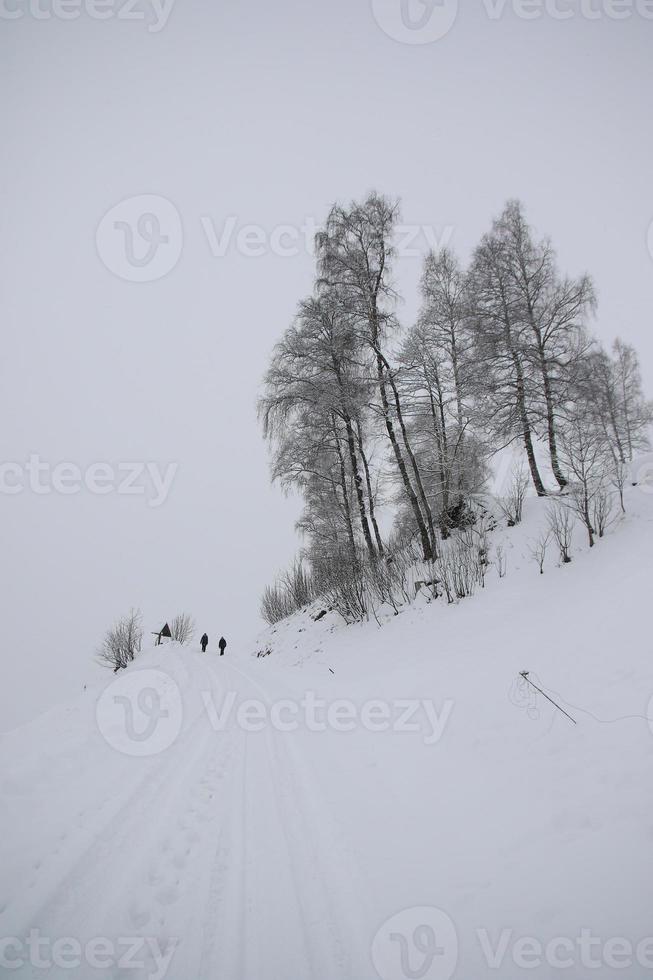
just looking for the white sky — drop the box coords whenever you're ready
[2,0,652,728]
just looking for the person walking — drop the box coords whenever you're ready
[200,633,209,653]
[218,636,227,656]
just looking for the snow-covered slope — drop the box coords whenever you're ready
[2,480,653,979]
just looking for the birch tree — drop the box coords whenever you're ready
[469,228,547,495]
[316,193,437,559]
[259,292,383,564]
[497,200,595,489]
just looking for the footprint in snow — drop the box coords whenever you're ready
[148,867,164,886]
[128,901,151,928]
[172,848,191,869]
[155,884,179,906]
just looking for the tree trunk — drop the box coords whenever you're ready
[368,304,433,560]
[528,316,567,490]
[503,308,547,497]
[513,351,547,496]
[343,415,376,560]
[330,354,377,561]
[376,352,432,559]
[387,370,438,559]
[582,489,595,548]
[449,325,465,435]
[333,426,358,562]
[605,392,627,464]
[355,420,385,557]
[428,386,450,537]
[522,413,546,497]
[540,357,567,489]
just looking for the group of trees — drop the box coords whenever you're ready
[98,610,196,671]
[259,193,651,624]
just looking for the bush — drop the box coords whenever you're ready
[261,584,295,625]
[261,559,317,625]
[547,502,574,564]
[97,608,143,672]
[170,613,195,645]
[498,464,529,527]
[260,515,499,626]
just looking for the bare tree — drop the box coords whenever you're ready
[257,191,652,627]
[170,613,195,645]
[529,530,551,574]
[259,292,380,563]
[610,459,628,515]
[498,463,529,526]
[494,544,507,579]
[592,485,614,540]
[574,341,652,467]
[496,200,595,489]
[316,193,437,560]
[547,502,574,564]
[559,417,610,548]
[612,338,653,459]
[399,248,487,537]
[468,224,547,496]
[97,608,143,672]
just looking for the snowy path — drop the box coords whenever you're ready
[3,492,653,979]
[0,657,374,980]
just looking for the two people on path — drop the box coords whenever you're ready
[200,633,227,656]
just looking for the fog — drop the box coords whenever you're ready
[2,0,651,728]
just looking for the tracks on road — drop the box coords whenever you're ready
[6,658,374,980]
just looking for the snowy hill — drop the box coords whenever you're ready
[2,479,653,979]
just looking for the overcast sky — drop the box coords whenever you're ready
[2,0,651,729]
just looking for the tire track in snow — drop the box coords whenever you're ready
[195,684,250,980]
[195,661,320,980]
[6,661,223,947]
[5,656,374,980]
[220,660,373,980]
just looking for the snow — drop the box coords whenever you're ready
[1,476,653,979]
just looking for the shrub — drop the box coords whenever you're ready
[170,613,195,645]
[97,608,143,672]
